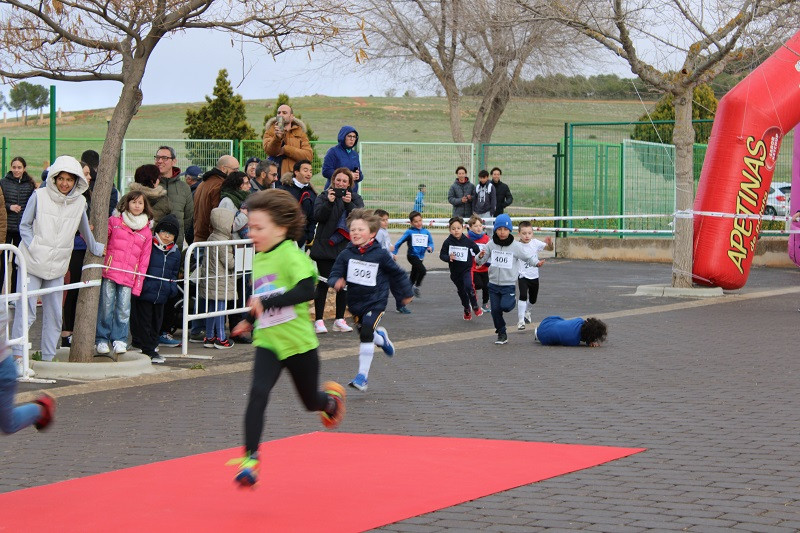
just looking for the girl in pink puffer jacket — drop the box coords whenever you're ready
[95,190,154,356]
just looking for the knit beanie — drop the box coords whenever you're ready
[154,214,180,238]
[494,214,513,232]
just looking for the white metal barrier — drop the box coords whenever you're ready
[180,238,254,358]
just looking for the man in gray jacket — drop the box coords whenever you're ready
[447,165,477,218]
[154,145,194,249]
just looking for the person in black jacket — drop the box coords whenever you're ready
[439,216,483,321]
[309,168,364,334]
[0,157,36,295]
[328,209,413,392]
[130,215,181,363]
[491,167,514,216]
[284,159,316,249]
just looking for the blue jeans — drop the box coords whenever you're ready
[205,300,227,341]
[96,278,132,344]
[0,356,40,434]
[488,282,517,334]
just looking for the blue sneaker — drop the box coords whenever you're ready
[349,373,368,391]
[158,333,181,346]
[396,306,411,314]
[375,327,394,357]
[227,452,259,487]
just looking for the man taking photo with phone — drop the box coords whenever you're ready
[262,104,314,177]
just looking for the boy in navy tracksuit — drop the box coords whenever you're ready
[439,216,483,321]
[330,209,413,392]
[130,214,182,363]
[392,210,434,298]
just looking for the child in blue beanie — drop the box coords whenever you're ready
[475,214,536,345]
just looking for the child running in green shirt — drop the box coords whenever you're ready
[229,189,346,487]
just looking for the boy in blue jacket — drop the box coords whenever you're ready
[392,210,434,298]
[330,209,413,392]
[535,316,607,347]
[130,214,182,363]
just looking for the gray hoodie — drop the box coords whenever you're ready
[475,236,535,285]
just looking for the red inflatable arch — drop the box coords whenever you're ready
[693,30,800,289]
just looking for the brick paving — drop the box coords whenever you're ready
[3,258,800,531]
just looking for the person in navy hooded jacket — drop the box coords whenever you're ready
[322,126,364,193]
[328,209,413,392]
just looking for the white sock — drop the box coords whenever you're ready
[372,330,385,347]
[358,342,375,377]
[518,300,527,323]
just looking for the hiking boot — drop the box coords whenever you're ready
[319,381,346,429]
[495,332,508,345]
[33,394,56,431]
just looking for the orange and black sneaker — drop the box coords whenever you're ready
[319,381,346,429]
[33,394,56,431]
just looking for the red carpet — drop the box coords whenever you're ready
[0,432,643,532]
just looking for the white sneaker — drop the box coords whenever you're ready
[96,342,111,354]
[112,341,127,354]
[517,321,526,330]
[314,320,328,334]
[13,356,23,377]
[332,319,353,332]
[524,311,532,324]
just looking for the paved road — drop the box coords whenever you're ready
[4,259,800,531]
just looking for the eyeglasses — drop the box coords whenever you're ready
[223,165,240,172]
[154,155,173,161]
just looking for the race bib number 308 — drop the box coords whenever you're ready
[347,259,378,286]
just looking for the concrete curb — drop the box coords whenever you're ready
[634,284,724,298]
[31,348,159,380]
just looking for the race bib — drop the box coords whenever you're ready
[492,250,514,269]
[256,287,297,328]
[449,245,469,262]
[476,242,487,252]
[346,259,378,286]
[411,233,428,247]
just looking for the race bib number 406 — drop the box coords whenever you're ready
[347,259,378,286]
[492,250,514,269]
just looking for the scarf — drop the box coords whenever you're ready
[357,238,376,254]
[492,232,514,246]
[467,229,485,241]
[123,211,149,231]
[153,233,176,252]
[220,188,249,210]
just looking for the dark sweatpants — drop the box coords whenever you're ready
[407,255,426,286]
[451,269,478,311]
[131,297,164,356]
[244,347,329,455]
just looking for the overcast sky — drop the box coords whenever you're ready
[0,29,632,113]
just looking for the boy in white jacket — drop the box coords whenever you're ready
[475,214,535,345]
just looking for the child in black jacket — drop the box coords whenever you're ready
[439,216,482,321]
[329,209,413,392]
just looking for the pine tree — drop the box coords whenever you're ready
[184,69,257,168]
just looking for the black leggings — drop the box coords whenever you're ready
[518,277,539,305]
[407,255,426,286]
[472,270,489,305]
[62,248,87,332]
[244,347,328,454]
[314,258,346,320]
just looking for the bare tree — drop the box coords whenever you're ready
[0,0,355,361]
[363,0,572,145]
[520,0,799,288]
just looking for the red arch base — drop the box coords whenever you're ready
[693,30,800,289]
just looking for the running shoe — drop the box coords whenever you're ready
[33,394,56,431]
[375,327,394,356]
[112,341,127,354]
[203,337,217,348]
[96,342,110,354]
[495,332,508,345]
[319,381,346,429]
[332,319,353,332]
[314,320,328,334]
[227,452,260,487]
[524,311,532,324]
[463,311,472,321]
[413,286,421,298]
[517,321,525,330]
[158,333,181,346]
[214,338,234,350]
[349,373,368,391]
[396,306,412,314]
[473,307,484,317]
